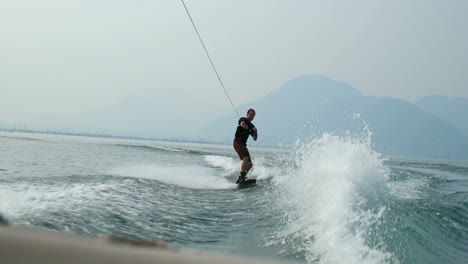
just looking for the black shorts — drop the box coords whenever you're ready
[233,140,250,161]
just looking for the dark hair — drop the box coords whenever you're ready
[247,108,256,115]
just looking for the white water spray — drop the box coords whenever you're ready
[274,133,397,264]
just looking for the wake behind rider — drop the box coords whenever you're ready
[233,108,257,184]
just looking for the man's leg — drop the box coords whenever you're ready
[234,141,252,184]
[236,156,252,184]
[241,156,252,173]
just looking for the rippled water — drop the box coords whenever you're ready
[1,131,467,264]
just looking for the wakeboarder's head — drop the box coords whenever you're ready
[246,108,256,121]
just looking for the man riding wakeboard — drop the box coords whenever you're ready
[233,108,257,184]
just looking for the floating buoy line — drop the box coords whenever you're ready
[180,0,240,118]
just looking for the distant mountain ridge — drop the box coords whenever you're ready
[201,75,468,158]
[18,74,468,158]
[415,95,468,137]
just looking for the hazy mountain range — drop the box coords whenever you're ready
[200,75,468,158]
[14,75,468,159]
[415,95,468,137]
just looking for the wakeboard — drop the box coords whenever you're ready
[237,179,257,189]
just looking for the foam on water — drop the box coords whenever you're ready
[109,164,235,189]
[204,155,276,180]
[274,133,397,264]
[387,178,429,200]
[0,181,120,219]
[204,155,239,176]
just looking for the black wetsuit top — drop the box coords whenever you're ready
[234,117,256,145]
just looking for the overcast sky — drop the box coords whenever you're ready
[1,0,467,133]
